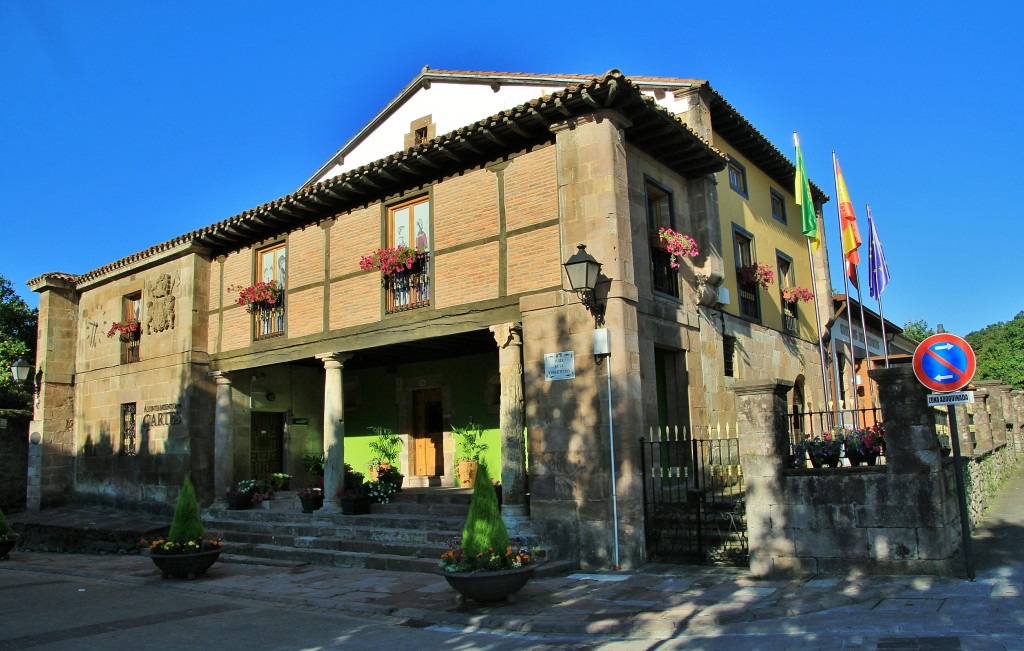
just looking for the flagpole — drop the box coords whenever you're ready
[867,204,891,368]
[833,152,860,428]
[795,132,832,414]
[853,279,877,410]
[805,236,832,413]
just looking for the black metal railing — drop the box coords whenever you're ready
[386,252,430,313]
[640,425,746,565]
[651,247,680,297]
[788,406,886,468]
[254,303,285,340]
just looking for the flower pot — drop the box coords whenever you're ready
[299,495,324,513]
[0,536,17,560]
[457,460,478,488]
[149,549,221,579]
[226,492,252,510]
[441,564,538,605]
[340,495,370,515]
[846,450,865,466]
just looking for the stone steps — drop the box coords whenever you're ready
[203,487,558,574]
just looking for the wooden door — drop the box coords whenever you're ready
[412,388,443,476]
[251,412,284,478]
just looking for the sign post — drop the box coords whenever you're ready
[913,333,976,580]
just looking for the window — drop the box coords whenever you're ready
[733,226,759,321]
[414,127,428,146]
[727,157,748,197]
[121,402,137,456]
[646,180,679,297]
[770,188,787,224]
[723,336,736,377]
[777,253,797,334]
[121,293,141,364]
[386,196,430,312]
[255,243,286,340]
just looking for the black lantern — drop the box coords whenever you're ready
[563,244,605,326]
[10,357,31,383]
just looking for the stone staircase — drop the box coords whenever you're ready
[203,488,567,575]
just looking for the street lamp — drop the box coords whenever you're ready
[11,358,31,383]
[562,244,605,327]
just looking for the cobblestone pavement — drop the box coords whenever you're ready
[2,465,1023,649]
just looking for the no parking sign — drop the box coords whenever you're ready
[912,333,976,392]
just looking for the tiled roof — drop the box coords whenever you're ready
[48,70,727,289]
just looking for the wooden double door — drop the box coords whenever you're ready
[251,412,285,477]
[412,388,444,477]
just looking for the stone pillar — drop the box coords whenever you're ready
[732,379,793,578]
[870,366,941,474]
[489,323,528,522]
[976,381,1007,448]
[318,353,351,512]
[211,371,233,501]
[1012,390,1024,448]
[972,388,993,454]
[999,386,1016,453]
[953,403,975,457]
[27,275,78,509]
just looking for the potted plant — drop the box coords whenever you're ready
[367,426,404,483]
[845,425,885,465]
[801,431,843,468]
[0,507,18,559]
[297,486,324,513]
[359,246,426,277]
[367,469,400,504]
[226,478,259,509]
[657,227,699,268]
[269,472,291,492]
[302,453,325,485]
[439,463,540,605]
[452,421,489,488]
[106,317,141,342]
[339,464,371,514]
[228,281,284,314]
[740,262,775,290]
[781,285,814,303]
[143,477,223,579]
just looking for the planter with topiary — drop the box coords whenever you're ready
[142,477,223,579]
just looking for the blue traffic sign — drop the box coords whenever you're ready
[912,334,976,392]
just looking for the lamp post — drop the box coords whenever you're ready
[562,244,619,569]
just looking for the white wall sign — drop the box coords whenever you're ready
[544,351,576,381]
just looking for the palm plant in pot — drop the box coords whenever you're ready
[453,420,488,488]
[439,463,540,605]
[367,426,404,487]
[143,477,223,579]
[0,507,18,559]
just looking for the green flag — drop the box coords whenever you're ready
[794,132,819,252]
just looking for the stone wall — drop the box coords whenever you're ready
[737,368,967,577]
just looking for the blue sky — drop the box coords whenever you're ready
[2,1,1019,337]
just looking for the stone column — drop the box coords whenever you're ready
[972,389,993,454]
[211,371,233,502]
[1012,390,1024,449]
[976,381,1007,448]
[318,353,351,512]
[732,379,793,578]
[489,323,528,522]
[870,365,941,474]
[953,403,975,457]
[999,387,1016,453]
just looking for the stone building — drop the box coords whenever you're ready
[26,68,832,568]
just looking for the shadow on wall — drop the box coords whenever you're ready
[0,413,29,513]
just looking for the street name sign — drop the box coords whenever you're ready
[927,391,975,407]
[912,333,976,392]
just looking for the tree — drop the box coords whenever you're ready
[901,318,935,343]
[966,311,1024,390]
[0,275,37,412]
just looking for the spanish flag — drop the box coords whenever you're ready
[833,153,862,286]
[794,133,818,252]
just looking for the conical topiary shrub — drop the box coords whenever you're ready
[168,476,205,543]
[461,463,509,558]
[0,507,11,539]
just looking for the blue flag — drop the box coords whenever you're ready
[867,208,890,300]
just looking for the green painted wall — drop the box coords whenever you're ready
[342,352,504,479]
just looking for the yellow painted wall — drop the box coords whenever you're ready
[714,137,814,339]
